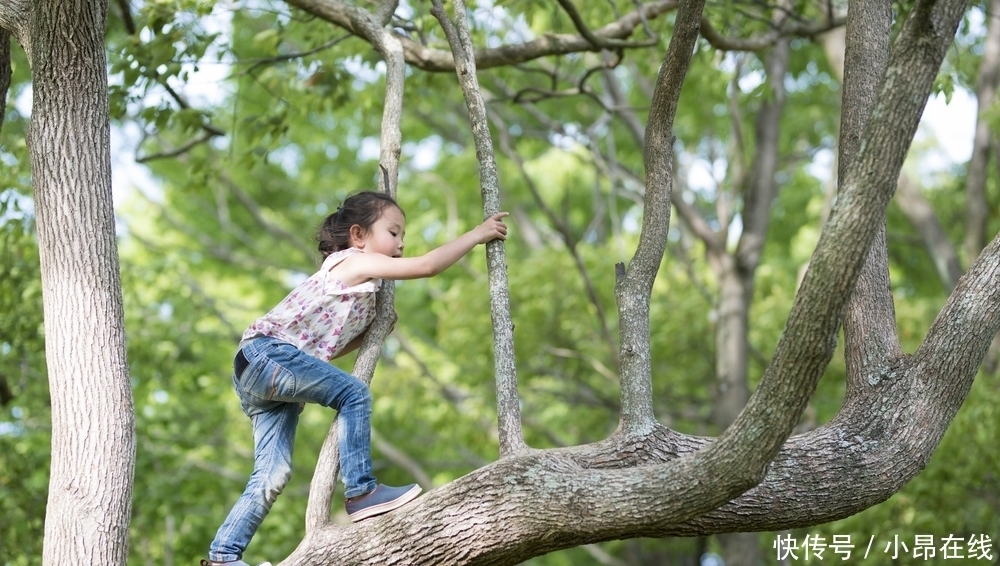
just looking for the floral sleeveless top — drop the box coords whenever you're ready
[242,248,381,362]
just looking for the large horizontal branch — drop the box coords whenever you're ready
[283,0,678,72]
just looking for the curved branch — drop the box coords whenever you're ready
[285,0,678,72]
[430,0,525,457]
[699,14,846,52]
[556,0,658,49]
[0,0,29,46]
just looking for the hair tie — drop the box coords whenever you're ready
[335,204,344,223]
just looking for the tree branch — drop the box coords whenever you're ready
[135,130,222,163]
[555,0,658,49]
[296,0,408,531]
[699,14,846,51]
[614,0,705,435]
[837,0,902,396]
[285,0,678,72]
[431,0,526,457]
[0,0,29,45]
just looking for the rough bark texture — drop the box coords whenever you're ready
[12,1,136,565]
[430,0,525,457]
[1,28,10,127]
[838,0,901,402]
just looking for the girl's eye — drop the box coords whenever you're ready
[389,232,397,237]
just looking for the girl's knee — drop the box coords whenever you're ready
[261,462,293,506]
[343,380,371,410]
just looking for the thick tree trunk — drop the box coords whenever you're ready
[15,1,136,565]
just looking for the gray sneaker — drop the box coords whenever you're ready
[345,483,422,522]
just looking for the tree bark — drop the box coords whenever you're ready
[613,0,707,437]
[431,0,525,457]
[1,28,10,128]
[838,0,901,401]
[13,1,136,565]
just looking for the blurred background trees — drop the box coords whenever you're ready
[2,0,998,564]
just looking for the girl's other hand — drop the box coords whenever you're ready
[475,212,509,244]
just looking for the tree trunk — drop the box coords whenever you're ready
[15,1,136,564]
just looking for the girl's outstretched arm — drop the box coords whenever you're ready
[333,213,508,286]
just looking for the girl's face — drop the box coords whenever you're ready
[354,205,405,257]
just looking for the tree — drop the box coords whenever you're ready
[0,1,135,564]
[3,0,998,564]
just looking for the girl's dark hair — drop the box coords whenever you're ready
[317,191,402,258]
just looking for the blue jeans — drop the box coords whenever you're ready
[208,336,377,562]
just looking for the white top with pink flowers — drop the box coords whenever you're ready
[242,248,381,362]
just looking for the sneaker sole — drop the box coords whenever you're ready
[348,485,422,522]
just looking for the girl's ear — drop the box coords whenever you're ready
[348,224,366,249]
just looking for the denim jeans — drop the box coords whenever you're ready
[208,335,377,562]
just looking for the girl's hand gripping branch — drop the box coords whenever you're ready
[473,212,509,244]
[330,210,509,287]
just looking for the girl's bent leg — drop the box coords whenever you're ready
[334,382,377,498]
[208,402,298,562]
[241,339,377,498]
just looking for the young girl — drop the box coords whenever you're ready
[201,191,508,566]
